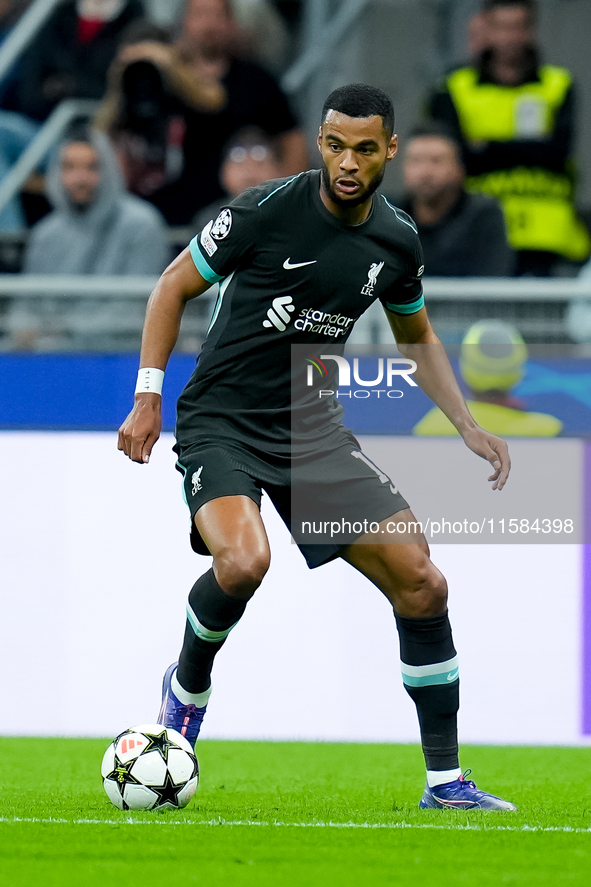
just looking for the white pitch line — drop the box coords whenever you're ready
[1,817,591,834]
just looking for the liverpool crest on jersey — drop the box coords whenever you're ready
[361,261,385,296]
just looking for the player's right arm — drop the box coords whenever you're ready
[119,189,264,463]
[117,248,212,464]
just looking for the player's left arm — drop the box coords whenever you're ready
[385,306,511,490]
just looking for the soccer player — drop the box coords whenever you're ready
[118,83,516,811]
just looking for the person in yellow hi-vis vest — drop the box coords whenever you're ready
[428,0,590,276]
[414,320,562,437]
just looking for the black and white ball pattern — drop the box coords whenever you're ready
[211,208,232,239]
[101,724,199,810]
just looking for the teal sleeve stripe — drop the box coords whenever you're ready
[189,237,224,284]
[385,293,425,315]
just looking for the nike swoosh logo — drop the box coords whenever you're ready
[283,258,317,270]
[446,669,459,682]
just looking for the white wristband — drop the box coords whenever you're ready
[135,367,165,396]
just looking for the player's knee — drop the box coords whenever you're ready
[400,559,448,617]
[423,565,448,613]
[214,545,270,599]
[414,563,448,616]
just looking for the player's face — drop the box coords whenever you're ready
[318,112,397,210]
[487,5,534,63]
[60,142,101,206]
[403,136,464,202]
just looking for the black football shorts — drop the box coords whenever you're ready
[174,436,409,569]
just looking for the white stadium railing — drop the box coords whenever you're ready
[1,274,590,299]
[1,276,591,350]
[0,274,214,352]
[424,278,591,301]
[0,275,160,296]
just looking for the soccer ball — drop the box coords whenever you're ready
[101,723,199,811]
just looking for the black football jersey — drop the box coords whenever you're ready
[175,169,425,456]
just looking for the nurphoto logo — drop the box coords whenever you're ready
[306,354,418,398]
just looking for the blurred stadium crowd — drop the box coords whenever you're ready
[1,0,591,351]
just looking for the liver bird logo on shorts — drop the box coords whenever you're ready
[361,261,385,296]
[191,467,203,495]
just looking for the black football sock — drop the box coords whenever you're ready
[394,611,460,779]
[176,568,247,694]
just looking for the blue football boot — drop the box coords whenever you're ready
[157,662,208,748]
[420,771,517,811]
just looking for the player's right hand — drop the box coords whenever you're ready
[117,393,162,464]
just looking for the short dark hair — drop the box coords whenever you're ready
[482,0,536,17]
[407,121,463,156]
[321,83,395,137]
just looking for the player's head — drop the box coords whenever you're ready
[321,84,395,139]
[482,0,537,62]
[460,320,528,394]
[403,122,465,204]
[220,128,280,197]
[181,0,236,57]
[59,125,101,208]
[318,84,397,209]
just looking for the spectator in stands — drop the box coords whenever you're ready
[25,124,167,272]
[95,19,226,200]
[193,125,280,232]
[428,0,590,276]
[14,0,144,122]
[8,124,168,350]
[145,0,308,224]
[414,320,562,436]
[399,123,513,276]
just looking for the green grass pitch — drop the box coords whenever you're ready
[0,739,590,886]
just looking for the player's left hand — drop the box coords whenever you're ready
[461,426,511,491]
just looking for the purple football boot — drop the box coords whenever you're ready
[420,771,517,811]
[157,663,208,748]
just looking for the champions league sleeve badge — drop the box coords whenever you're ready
[211,209,233,240]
